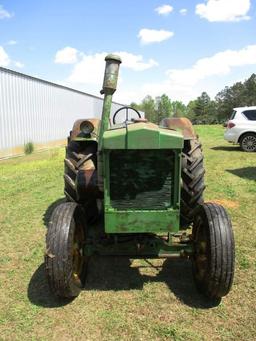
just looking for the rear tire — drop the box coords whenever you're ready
[180,138,205,228]
[45,202,87,298]
[64,141,97,203]
[239,133,256,152]
[192,203,235,299]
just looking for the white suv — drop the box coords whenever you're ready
[224,106,256,152]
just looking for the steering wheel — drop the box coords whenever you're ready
[112,106,141,125]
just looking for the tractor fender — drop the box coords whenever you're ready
[160,117,196,140]
[70,118,101,141]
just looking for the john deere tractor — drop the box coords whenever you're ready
[45,54,235,300]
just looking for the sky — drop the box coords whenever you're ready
[0,0,255,104]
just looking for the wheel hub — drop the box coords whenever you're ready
[72,230,84,280]
[242,136,256,151]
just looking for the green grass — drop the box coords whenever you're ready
[0,125,256,340]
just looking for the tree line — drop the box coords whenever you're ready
[131,73,256,124]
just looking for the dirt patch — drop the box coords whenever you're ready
[210,199,239,209]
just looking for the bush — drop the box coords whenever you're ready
[24,141,34,155]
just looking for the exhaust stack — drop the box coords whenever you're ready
[98,54,121,191]
[98,54,122,150]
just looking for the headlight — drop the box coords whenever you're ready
[80,120,94,135]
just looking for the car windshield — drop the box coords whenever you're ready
[242,110,256,121]
[230,110,236,120]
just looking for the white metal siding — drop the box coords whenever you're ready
[0,68,124,157]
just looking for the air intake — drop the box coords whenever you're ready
[109,150,174,210]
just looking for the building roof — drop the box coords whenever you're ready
[0,66,124,105]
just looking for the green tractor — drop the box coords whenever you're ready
[45,54,235,300]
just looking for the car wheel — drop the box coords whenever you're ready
[240,133,256,152]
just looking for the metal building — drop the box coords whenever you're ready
[0,67,124,159]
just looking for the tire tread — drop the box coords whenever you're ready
[180,139,205,227]
[193,203,235,299]
[45,202,84,298]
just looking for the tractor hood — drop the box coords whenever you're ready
[102,122,183,149]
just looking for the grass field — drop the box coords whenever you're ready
[0,125,256,340]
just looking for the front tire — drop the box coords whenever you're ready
[45,202,87,298]
[192,203,235,299]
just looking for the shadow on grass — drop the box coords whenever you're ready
[211,145,241,152]
[226,167,256,181]
[28,258,219,309]
[159,259,220,308]
[85,257,220,309]
[85,257,145,291]
[43,197,66,228]
[27,263,74,308]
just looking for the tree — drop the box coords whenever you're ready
[172,101,187,118]
[187,100,197,122]
[215,74,256,121]
[244,74,256,106]
[155,94,173,123]
[215,86,233,121]
[141,95,158,123]
[187,92,217,124]
[130,97,156,123]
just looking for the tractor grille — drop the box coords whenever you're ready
[109,150,174,210]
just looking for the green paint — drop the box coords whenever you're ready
[105,209,180,234]
[102,124,183,233]
[98,94,112,150]
[102,123,183,149]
